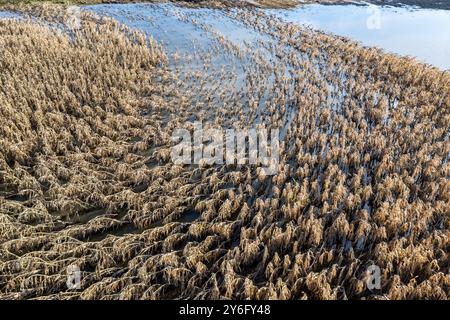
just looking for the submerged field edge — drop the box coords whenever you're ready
[1,0,450,10]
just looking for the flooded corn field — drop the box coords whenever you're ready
[85,3,450,69]
[0,1,448,302]
[271,4,450,70]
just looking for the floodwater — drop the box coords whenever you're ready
[270,4,450,70]
[84,3,450,70]
[84,4,266,63]
[1,3,448,69]
[0,2,447,237]
[0,11,20,19]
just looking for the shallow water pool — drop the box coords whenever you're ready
[270,4,450,70]
[1,3,448,69]
[0,11,21,19]
[82,3,450,70]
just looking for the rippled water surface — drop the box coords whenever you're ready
[271,4,450,70]
[84,3,450,70]
[1,3,449,69]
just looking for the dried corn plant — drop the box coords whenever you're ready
[0,4,448,300]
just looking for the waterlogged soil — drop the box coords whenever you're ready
[0,2,449,300]
[2,3,449,69]
[83,3,450,70]
[1,0,448,248]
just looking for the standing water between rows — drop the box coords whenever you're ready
[83,3,450,70]
[270,4,450,70]
[1,4,448,69]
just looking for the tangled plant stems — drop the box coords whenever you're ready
[0,4,448,300]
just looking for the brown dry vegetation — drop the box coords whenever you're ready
[1,0,450,10]
[0,5,449,300]
[0,0,301,12]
